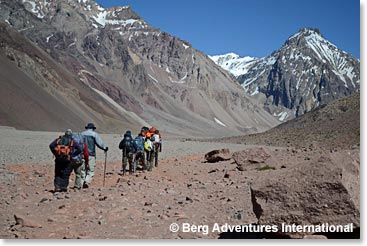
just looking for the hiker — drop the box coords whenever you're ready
[49,129,82,192]
[134,133,146,171]
[152,130,161,167]
[70,133,89,190]
[144,126,156,139]
[140,126,149,138]
[144,135,156,171]
[81,123,108,188]
[145,126,162,141]
[118,130,137,175]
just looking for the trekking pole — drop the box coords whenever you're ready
[103,151,107,187]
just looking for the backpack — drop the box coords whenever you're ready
[134,136,145,152]
[121,135,133,155]
[71,133,87,163]
[144,141,151,152]
[54,135,74,161]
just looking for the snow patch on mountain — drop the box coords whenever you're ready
[148,74,159,84]
[209,53,257,77]
[214,118,226,127]
[92,11,138,27]
[22,0,45,19]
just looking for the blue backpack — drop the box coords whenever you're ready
[134,136,145,152]
[71,133,84,163]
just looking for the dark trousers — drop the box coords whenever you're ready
[134,151,145,170]
[54,160,73,191]
[145,151,155,171]
[122,152,134,174]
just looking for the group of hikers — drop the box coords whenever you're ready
[49,123,162,193]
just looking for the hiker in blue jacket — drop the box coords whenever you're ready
[81,123,108,188]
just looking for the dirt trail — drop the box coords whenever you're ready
[1,153,257,239]
[0,128,358,239]
[0,128,264,239]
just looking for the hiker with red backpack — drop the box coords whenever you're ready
[81,123,108,188]
[49,129,83,192]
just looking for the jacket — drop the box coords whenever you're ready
[81,129,107,157]
[119,132,137,153]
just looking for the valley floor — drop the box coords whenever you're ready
[0,128,258,239]
[0,128,359,239]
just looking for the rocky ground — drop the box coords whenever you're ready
[0,127,360,239]
[0,128,256,239]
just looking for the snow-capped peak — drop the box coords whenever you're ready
[286,28,341,64]
[209,53,257,77]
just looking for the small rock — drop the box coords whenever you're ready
[14,214,42,228]
[19,192,28,199]
[39,198,48,203]
[208,169,218,174]
[224,173,230,179]
[185,197,193,203]
[98,196,108,201]
[144,202,153,206]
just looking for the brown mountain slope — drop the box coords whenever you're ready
[210,92,360,149]
[0,0,279,136]
[0,22,147,133]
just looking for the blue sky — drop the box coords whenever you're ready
[96,0,360,59]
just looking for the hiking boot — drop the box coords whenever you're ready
[83,182,89,189]
[54,188,62,193]
[73,187,81,192]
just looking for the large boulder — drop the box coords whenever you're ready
[205,149,231,163]
[232,147,275,171]
[250,149,360,236]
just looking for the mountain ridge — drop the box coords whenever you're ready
[0,0,279,136]
[210,28,360,122]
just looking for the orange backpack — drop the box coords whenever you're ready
[54,136,74,161]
